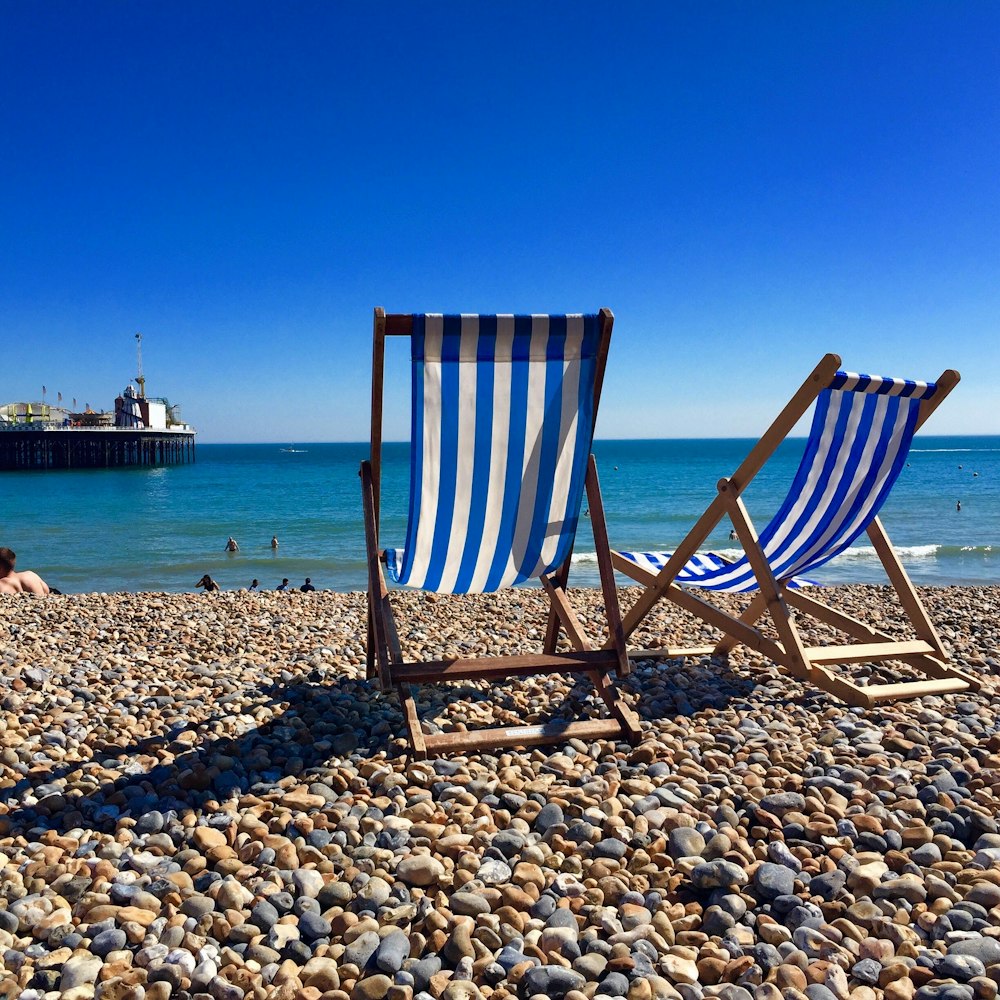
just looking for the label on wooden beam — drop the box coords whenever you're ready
[503,726,549,738]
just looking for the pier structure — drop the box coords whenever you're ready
[0,425,196,470]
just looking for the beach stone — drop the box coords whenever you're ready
[754,863,795,899]
[376,929,411,974]
[949,940,1000,966]
[939,955,988,982]
[347,930,382,969]
[691,860,749,890]
[521,966,585,998]
[396,856,445,887]
[668,828,706,860]
[352,974,393,1000]
[59,955,103,990]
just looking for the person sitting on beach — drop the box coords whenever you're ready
[0,547,51,595]
[248,578,259,591]
[276,578,290,591]
[225,536,239,552]
[300,577,316,592]
[195,574,220,592]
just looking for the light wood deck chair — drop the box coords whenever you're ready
[360,309,640,758]
[611,353,980,708]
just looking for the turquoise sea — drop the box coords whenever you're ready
[2,436,997,595]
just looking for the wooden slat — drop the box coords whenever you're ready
[627,645,717,659]
[804,640,935,665]
[422,717,629,753]
[392,650,618,684]
[862,677,973,701]
[384,314,415,336]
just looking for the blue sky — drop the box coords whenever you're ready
[2,2,997,442]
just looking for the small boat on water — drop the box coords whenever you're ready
[280,445,307,453]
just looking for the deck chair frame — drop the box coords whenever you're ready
[361,308,640,758]
[611,353,980,708]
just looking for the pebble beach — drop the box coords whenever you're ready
[2,584,1000,1000]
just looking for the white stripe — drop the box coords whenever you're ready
[468,317,515,592]
[503,318,549,587]
[403,316,444,587]
[435,317,480,593]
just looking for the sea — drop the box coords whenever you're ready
[2,436,997,595]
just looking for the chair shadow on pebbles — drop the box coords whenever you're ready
[0,671,390,839]
[0,657,759,841]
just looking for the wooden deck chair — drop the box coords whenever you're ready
[360,309,640,758]
[610,353,980,708]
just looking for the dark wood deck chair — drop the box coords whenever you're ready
[360,308,640,758]
[611,353,980,708]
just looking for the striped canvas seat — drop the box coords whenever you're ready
[611,353,978,711]
[620,371,932,593]
[615,550,816,588]
[385,314,600,594]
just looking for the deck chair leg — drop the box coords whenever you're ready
[543,559,572,654]
[365,607,376,681]
[588,668,641,744]
[725,489,814,682]
[866,517,947,658]
[397,684,427,759]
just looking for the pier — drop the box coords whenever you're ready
[0,425,196,470]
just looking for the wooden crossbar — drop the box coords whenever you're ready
[392,650,617,684]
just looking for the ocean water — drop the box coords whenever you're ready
[1,436,996,595]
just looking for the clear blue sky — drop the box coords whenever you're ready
[2,3,997,442]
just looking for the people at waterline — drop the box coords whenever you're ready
[276,578,290,591]
[957,500,962,512]
[300,577,316,592]
[225,536,239,552]
[271,535,279,549]
[248,579,259,591]
[195,574,220,592]
[0,547,51,595]
[729,529,737,540]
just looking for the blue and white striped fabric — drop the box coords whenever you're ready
[385,314,601,594]
[617,370,935,594]
[615,551,816,589]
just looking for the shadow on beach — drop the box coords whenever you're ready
[0,656,757,837]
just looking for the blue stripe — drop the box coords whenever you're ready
[453,316,497,593]
[420,315,463,592]
[395,316,427,585]
[483,316,534,591]
[518,316,569,579]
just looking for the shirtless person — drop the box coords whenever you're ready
[0,547,51,595]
